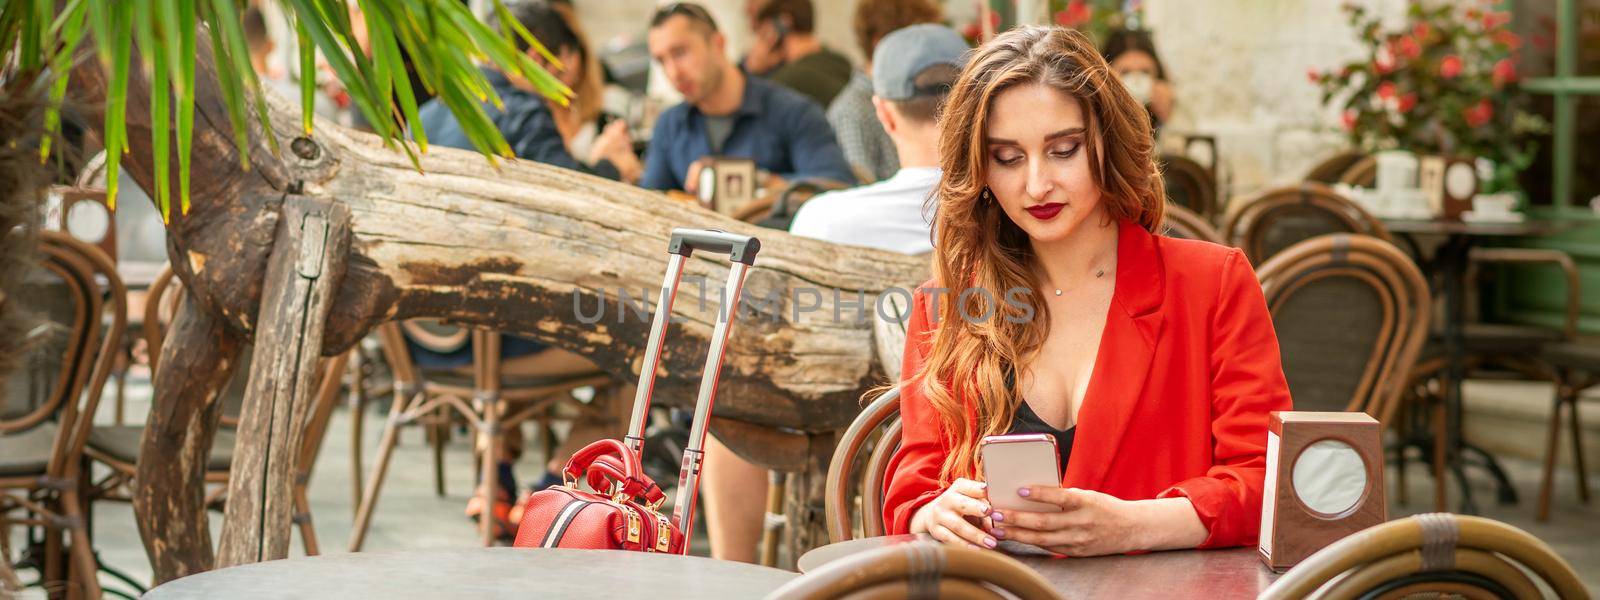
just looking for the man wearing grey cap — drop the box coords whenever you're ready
[697,25,969,565]
[789,24,969,254]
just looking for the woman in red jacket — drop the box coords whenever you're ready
[883,25,1292,556]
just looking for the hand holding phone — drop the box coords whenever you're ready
[980,434,1062,513]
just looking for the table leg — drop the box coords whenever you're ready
[1438,235,1481,514]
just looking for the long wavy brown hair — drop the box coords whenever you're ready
[912,25,1165,483]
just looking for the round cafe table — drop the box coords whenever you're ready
[144,547,796,599]
[799,534,1280,597]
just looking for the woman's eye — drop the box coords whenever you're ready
[992,152,1023,166]
[1050,143,1081,159]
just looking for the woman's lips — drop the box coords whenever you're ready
[1024,203,1066,220]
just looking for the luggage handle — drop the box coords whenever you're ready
[623,228,760,554]
[667,228,761,265]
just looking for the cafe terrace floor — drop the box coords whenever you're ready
[8,374,1598,598]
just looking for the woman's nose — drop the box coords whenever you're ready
[1025,157,1055,200]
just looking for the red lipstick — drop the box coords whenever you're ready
[1024,203,1065,221]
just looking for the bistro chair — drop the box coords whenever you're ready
[1160,153,1220,222]
[1337,154,1379,187]
[1256,234,1431,423]
[1223,183,1392,265]
[85,264,342,556]
[749,178,850,230]
[1304,150,1370,185]
[1263,513,1587,600]
[766,541,1062,600]
[824,387,903,543]
[1161,203,1225,245]
[0,233,120,599]
[349,322,613,549]
[1534,340,1598,521]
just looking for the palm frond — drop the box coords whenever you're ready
[0,0,567,221]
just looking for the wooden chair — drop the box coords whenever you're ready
[1337,154,1379,187]
[1534,340,1597,521]
[348,322,613,549]
[0,232,121,599]
[1161,153,1220,222]
[1223,183,1392,265]
[1304,150,1370,185]
[83,265,342,556]
[1263,513,1587,599]
[1161,203,1225,245]
[766,541,1062,600]
[824,387,903,543]
[1255,234,1431,424]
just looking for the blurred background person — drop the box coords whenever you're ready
[827,0,945,183]
[419,0,641,183]
[750,0,852,108]
[739,0,784,76]
[243,5,341,120]
[641,2,854,194]
[792,23,964,253]
[1100,28,1174,132]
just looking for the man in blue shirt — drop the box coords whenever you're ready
[642,3,855,193]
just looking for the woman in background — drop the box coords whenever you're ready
[1100,28,1174,132]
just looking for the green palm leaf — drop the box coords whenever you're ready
[1,0,570,221]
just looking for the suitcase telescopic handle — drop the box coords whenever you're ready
[667,228,761,265]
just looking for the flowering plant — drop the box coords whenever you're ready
[1049,0,1142,45]
[1310,1,1548,193]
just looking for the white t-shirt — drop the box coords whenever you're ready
[788,167,939,255]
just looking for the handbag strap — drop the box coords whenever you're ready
[564,439,651,500]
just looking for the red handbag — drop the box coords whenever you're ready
[511,228,760,555]
[511,439,684,552]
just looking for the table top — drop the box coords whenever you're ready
[799,534,1279,598]
[145,547,797,599]
[1381,218,1569,237]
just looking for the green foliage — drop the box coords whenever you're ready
[0,0,569,220]
[1310,1,1549,194]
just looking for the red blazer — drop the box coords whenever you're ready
[883,219,1293,549]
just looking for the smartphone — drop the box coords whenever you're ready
[979,434,1062,513]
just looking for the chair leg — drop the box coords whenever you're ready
[1571,392,1590,504]
[479,400,501,546]
[1538,386,1565,522]
[1394,406,1409,506]
[1432,399,1448,513]
[60,490,102,600]
[43,513,62,598]
[294,486,319,556]
[349,351,367,512]
[348,391,409,552]
[433,407,449,498]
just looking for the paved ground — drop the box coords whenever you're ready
[5,374,1598,598]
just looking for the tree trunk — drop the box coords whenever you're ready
[72,32,926,582]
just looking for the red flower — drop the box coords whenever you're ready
[1376,81,1397,100]
[1393,36,1422,60]
[1412,22,1431,41]
[1493,29,1522,50]
[1398,93,1418,114]
[1492,58,1518,88]
[1055,0,1091,27]
[1463,99,1493,128]
[1341,110,1358,131]
[1439,55,1463,79]
[1465,8,1482,22]
[1307,67,1320,84]
[1483,11,1510,29]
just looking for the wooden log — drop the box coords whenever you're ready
[782,431,839,570]
[216,196,352,568]
[133,292,244,581]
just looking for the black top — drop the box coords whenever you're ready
[1006,401,1075,477]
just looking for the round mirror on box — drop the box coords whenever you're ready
[1258,412,1385,572]
[1290,439,1367,516]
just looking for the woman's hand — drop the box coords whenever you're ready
[909,478,997,549]
[989,487,1207,557]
